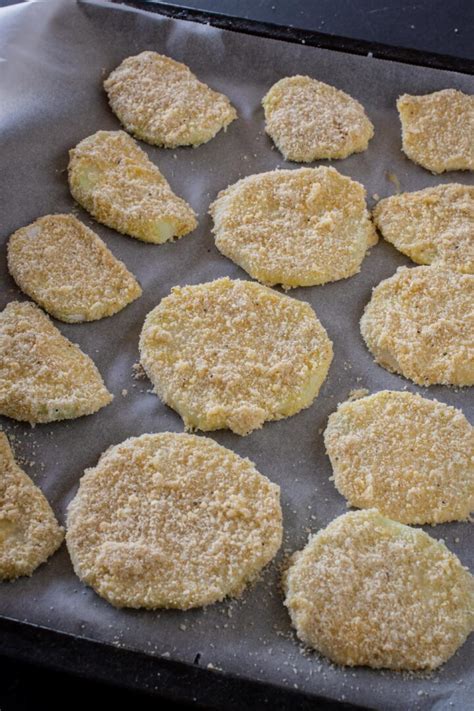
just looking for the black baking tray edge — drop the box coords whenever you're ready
[0,2,472,709]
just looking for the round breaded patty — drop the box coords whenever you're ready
[284,509,474,670]
[139,278,333,435]
[68,130,197,243]
[324,390,474,524]
[360,266,474,386]
[262,76,374,162]
[373,184,474,274]
[397,89,474,173]
[0,432,64,580]
[0,301,112,424]
[104,51,237,148]
[66,433,282,609]
[7,214,142,322]
[209,167,377,288]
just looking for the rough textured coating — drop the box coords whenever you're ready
[210,167,377,288]
[7,214,142,322]
[66,433,282,609]
[68,130,197,243]
[284,509,474,670]
[104,51,237,148]
[360,266,474,386]
[139,278,333,435]
[262,76,374,162]
[397,89,474,173]
[0,301,112,423]
[324,390,474,524]
[0,432,63,580]
[373,184,474,274]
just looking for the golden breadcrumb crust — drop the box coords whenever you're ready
[104,51,237,148]
[262,75,374,162]
[0,301,112,423]
[68,130,197,243]
[397,89,474,173]
[324,390,474,524]
[373,184,474,273]
[139,278,333,435]
[210,167,377,288]
[360,266,474,386]
[0,432,63,580]
[284,509,474,670]
[7,214,142,322]
[66,433,282,609]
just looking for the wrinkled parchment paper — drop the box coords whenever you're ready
[0,1,473,707]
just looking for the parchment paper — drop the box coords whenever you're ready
[0,1,473,708]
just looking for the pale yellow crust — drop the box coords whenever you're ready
[284,509,474,670]
[324,390,474,524]
[66,433,282,609]
[262,76,374,162]
[397,89,474,173]
[139,278,333,435]
[0,301,113,424]
[373,184,474,274]
[360,266,474,386]
[0,432,64,580]
[7,214,142,323]
[104,51,237,148]
[209,167,377,288]
[68,130,197,243]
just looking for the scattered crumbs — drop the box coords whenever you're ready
[121,388,128,397]
[132,362,146,380]
[372,193,380,201]
[385,170,401,194]
[348,388,369,401]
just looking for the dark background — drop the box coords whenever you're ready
[0,1,473,709]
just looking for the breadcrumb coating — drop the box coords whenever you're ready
[360,266,474,386]
[139,278,333,435]
[262,76,374,162]
[284,509,474,670]
[210,167,377,288]
[68,130,197,243]
[373,184,474,274]
[397,89,474,173]
[0,432,63,580]
[324,390,474,524]
[7,214,142,322]
[104,51,237,148]
[66,433,282,609]
[0,301,112,424]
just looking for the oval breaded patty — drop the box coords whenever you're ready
[324,390,474,524]
[283,509,474,670]
[139,278,333,435]
[373,184,474,274]
[68,130,197,243]
[210,167,377,288]
[262,76,374,162]
[0,301,112,423]
[66,433,282,609]
[0,432,63,580]
[104,51,237,148]
[7,214,142,323]
[397,89,474,173]
[360,266,474,386]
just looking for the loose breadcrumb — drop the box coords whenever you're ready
[104,51,237,148]
[262,76,374,162]
[66,433,282,609]
[0,301,113,423]
[209,167,377,288]
[7,214,142,322]
[360,266,474,386]
[284,509,474,670]
[139,278,333,435]
[68,130,197,243]
[0,432,63,579]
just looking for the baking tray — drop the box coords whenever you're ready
[0,1,472,709]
